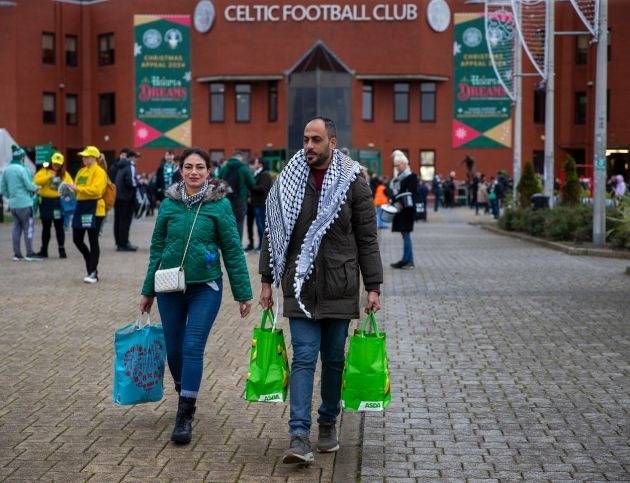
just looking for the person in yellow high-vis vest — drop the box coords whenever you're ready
[33,152,73,258]
[67,146,107,283]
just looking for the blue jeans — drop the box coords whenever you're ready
[253,206,266,249]
[376,207,388,229]
[433,194,441,212]
[157,281,223,398]
[490,198,500,219]
[401,231,413,264]
[288,317,350,437]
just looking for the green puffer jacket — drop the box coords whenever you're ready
[141,179,252,301]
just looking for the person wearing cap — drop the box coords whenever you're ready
[66,146,107,283]
[0,145,42,261]
[114,149,140,251]
[33,152,73,258]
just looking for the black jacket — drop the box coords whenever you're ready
[392,173,419,233]
[249,170,273,207]
[114,159,137,202]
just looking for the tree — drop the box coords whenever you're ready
[517,162,540,209]
[561,156,581,206]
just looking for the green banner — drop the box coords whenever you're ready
[452,13,512,149]
[134,15,191,148]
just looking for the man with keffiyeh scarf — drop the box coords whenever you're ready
[259,117,383,464]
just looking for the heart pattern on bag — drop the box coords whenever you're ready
[123,341,165,390]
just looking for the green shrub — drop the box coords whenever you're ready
[607,195,630,248]
[543,204,592,241]
[560,157,581,206]
[523,209,546,237]
[517,162,540,209]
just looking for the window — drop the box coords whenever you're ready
[576,35,588,65]
[65,35,78,67]
[98,33,115,66]
[99,93,115,125]
[362,83,373,121]
[574,91,586,125]
[533,88,545,124]
[268,82,278,122]
[235,84,251,122]
[42,32,55,64]
[394,83,410,122]
[209,150,224,164]
[533,150,544,174]
[419,150,436,181]
[66,94,78,125]
[43,92,56,124]
[209,83,225,122]
[420,82,436,122]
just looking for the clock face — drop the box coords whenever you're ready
[427,0,451,33]
[194,0,215,34]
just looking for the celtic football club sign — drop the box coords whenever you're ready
[134,15,191,148]
[452,13,512,149]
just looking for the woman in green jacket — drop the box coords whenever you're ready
[139,148,252,445]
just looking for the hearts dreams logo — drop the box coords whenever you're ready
[123,341,165,390]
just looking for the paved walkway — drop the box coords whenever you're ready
[0,207,628,481]
[363,208,630,481]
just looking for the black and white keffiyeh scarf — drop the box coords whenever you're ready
[179,180,209,208]
[265,148,361,318]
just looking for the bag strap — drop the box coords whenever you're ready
[359,311,380,335]
[135,312,152,329]
[260,308,275,331]
[179,202,203,269]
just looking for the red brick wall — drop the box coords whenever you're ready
[2,0,628,180]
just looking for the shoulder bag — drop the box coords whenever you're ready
[154,202,202,293]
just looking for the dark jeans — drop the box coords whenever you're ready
[246,203,255,247]
[490,198,500,219]
[230,199,248,241]
[41,218,65,254]
[433,194,441,212]
[114,199,134,247]
[288,317,350,437]
[157,281,223,399]
[73,217,103,275]
[253,206,266,249]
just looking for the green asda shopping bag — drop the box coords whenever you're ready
[341,311,392,412]
[244,309,290,403]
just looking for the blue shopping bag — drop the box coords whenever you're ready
[113,314,166,405]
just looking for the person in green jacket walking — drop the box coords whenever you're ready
[0,145,41,261]
[218,152,256,242]
[139,148,253,445]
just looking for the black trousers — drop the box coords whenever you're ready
[246,203,255,246]
[73,217,103,275]
[41,218,65,254]
[114,199,134,247]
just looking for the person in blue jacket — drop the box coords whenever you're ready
[0,145,41,261]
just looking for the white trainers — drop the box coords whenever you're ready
[83,272,98,284]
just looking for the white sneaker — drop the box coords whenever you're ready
[83,272,98,284]
[12,255,24,261]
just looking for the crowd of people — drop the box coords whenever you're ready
[0,143,276,282]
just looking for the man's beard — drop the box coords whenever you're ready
[307,147,331,168]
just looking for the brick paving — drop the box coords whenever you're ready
[363,208,630,481]
[1,207,629,481]
[0,214,349,482]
